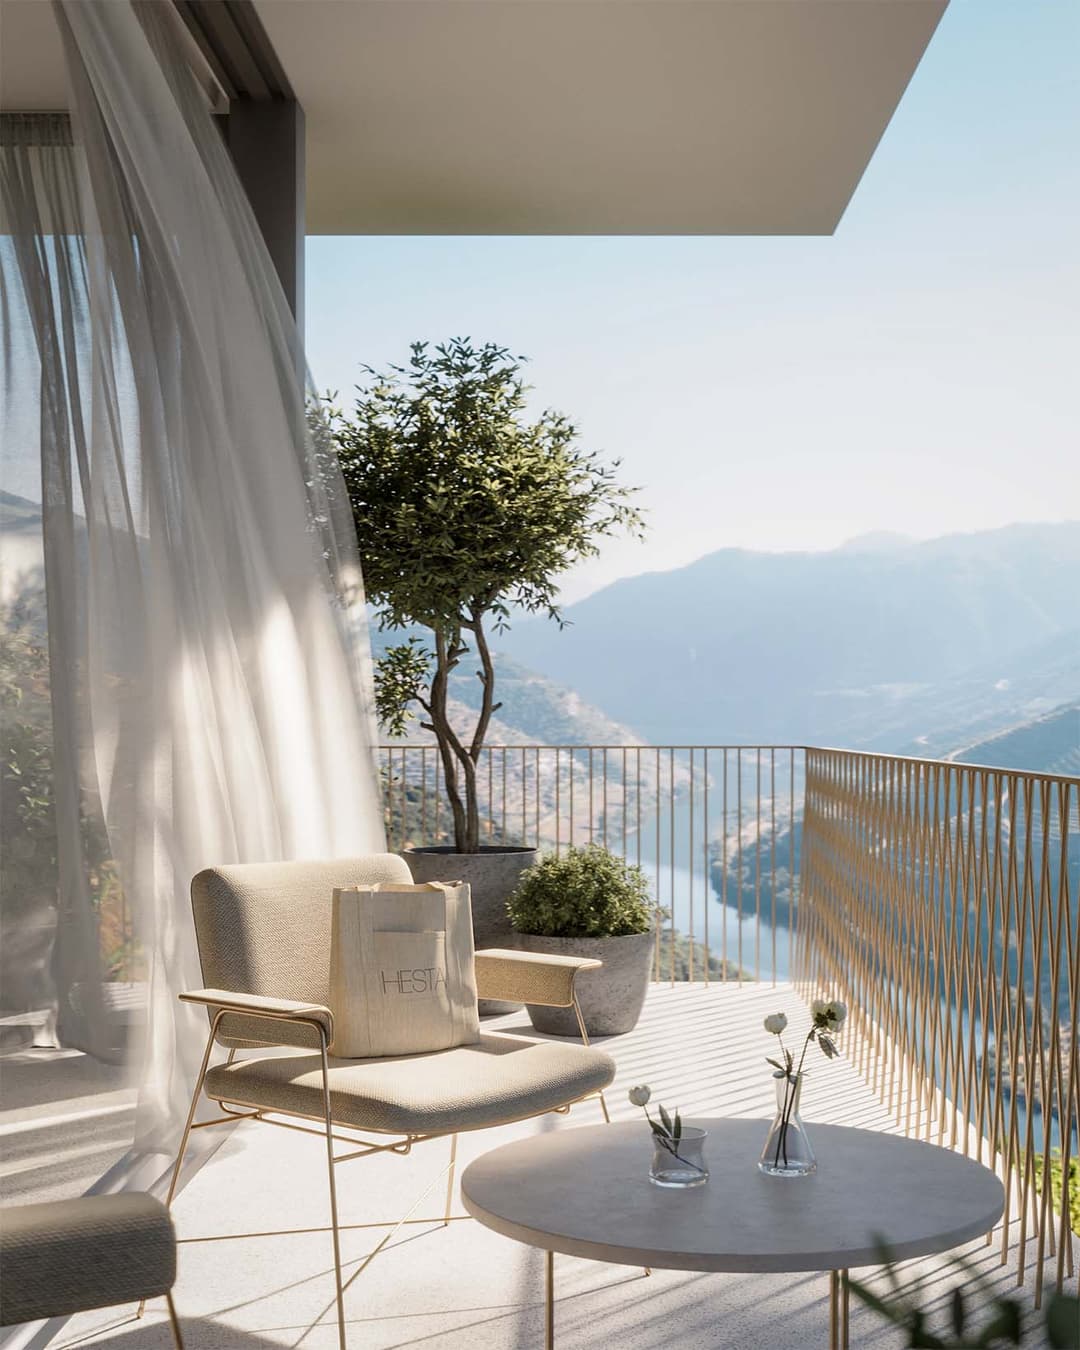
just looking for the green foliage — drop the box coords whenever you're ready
[848,1241,1079,1348]
[1,604,137,986]
[507,844,653,938]
[1,610,59,914]
[374,639,433,740]
[328,339,644,851]
[1034,1150,1080,1237]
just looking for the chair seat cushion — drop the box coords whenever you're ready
[204,1032,615,1135]
[0,1193,175,1327]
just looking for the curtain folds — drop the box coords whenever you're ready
[0,0,384,1163]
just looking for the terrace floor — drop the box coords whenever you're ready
[57,984,1052,1350]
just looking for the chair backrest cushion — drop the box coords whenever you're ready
[191,855,412,1048]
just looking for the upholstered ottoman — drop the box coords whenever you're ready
[0,1193,182,1346]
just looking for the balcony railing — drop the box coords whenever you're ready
[798,747,1079,1300]
[381,741,1078,1297]
[381,743,803,983]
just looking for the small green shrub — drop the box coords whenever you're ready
[507,845,653,938]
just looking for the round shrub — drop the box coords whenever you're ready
[507,844,653,939]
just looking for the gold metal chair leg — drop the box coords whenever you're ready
[167,1014,224,1208]
[319,1029,348,1350]
[570,996,611,1124]
[571,996,591,1047]
[165,1292,185,1350]
[150,1016,223,1327]
[545,1249,555,1350]
[444,1133,458,1225]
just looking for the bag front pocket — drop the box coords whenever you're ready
[364,930,453,1056]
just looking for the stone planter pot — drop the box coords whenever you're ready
[515,929,654,1037]
[403,845,537,1015]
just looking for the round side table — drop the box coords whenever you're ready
[461,1119,1004,1348]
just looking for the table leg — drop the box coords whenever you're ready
[842,1270,850,1350]
[546,1250,554,1350]
[828,1270,850,1350]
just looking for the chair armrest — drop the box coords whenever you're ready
[473,949,602,1008]
[179,988,334,1038]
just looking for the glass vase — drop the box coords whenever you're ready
[650,1126,709,1188]
[758,1072,816,1177]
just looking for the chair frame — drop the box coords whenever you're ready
[166,987,609,1350]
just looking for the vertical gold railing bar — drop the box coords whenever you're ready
[401,746,408,849]
[420,745,428,844]
[770,749,777,988]
[1015,775,1039,1284]
[789,749,796,986]
[737,750,744,986]
[722,748,729,982]
[1057,783,1079,1291]
[621,748,628,866]
[703,748,711,986]
[754,749,762,983]
[591,750,599,842]
[534,748,540,854]
[986,772,1011,1234]
[999,775,1025,1270]
[669,747,676,987]
[1026,778,1056,1302]
[654,748,661,981]
[689,748,695,984]
[485,749,492,842]
[520,747,526,846]
[602,747,609,852]
[554,748,562,855]
[564,745,572,847]
[1036,780,1071,1297]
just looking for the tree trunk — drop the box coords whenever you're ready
[428,628,475,852]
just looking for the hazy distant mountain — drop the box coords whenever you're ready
[369,630,645,748]
[0,492,45,612]
[500,523,1080,751]
[948,703,1080,778]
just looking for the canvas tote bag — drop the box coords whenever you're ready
[328,882,480,1058]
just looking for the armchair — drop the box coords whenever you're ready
[169,856,615,1350]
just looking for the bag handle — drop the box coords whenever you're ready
[365,880,464,893]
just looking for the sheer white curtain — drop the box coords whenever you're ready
[1,0,384,1165]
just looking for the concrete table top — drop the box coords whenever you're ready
[460,1119,1005,1273]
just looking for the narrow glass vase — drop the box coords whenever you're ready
[650,1126,709,1188]
[758,1072,816,1177]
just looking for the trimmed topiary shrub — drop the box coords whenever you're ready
[507,844,653,939]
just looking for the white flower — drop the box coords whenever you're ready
[811,998,828,1018]
[763,1012,788,1036]
[628,1085,651,1107]
[827,1001,848,1030]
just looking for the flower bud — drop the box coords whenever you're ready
[628,1085,651,1107]
[763,1013,788,1035]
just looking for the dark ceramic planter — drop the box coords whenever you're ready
[403,845,537,1015]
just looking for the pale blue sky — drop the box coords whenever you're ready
[306,0,1079,603]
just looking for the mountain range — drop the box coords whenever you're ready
[498,522,1080,760]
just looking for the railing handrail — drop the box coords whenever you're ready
[806,744,1080,789]
[382,741,1080,787]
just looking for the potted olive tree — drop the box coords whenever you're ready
[330,340,643,998]
[507,845,655,1036]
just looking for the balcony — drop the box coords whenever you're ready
[30,744,1076,1348]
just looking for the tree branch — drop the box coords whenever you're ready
[467,606,498,765]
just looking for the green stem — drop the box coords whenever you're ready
[772,1029,814,1170]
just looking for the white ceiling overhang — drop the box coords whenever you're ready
[2,0,948,235]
